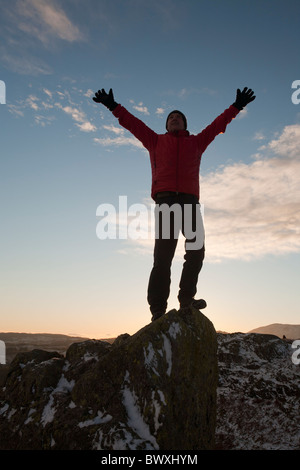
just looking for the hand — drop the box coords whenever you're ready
[233,87,256,110]
[93,88,118,111]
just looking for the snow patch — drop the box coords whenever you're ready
[0,403,9,416]
[151,390,165,432]
[168,322,181,339]
[162,334,172,376]
[24,408,36,425]
[41,395,55,427]
[143,342,159,376]
[41,374,75,427]
[78,410,112,428]
[122,371,159,449]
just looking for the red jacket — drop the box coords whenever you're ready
[112,104,239,200]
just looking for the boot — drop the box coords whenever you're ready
[151,311,165,322]
[180,298,207,310]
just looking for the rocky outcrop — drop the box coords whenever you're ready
[216,332,300,450]
[2,312,298,451]
[0,308,218,450]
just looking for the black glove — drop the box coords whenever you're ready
[93,88,118,111]
[233,87,256,110]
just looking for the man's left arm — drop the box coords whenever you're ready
[197,87,256,153]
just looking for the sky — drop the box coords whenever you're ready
[0,0,299,339]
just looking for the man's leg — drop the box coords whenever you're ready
[178,243,205,308]
[147,197,179,321]
[147,237,178,320]
[178,199,206,309]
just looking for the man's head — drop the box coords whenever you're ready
[166,110,187,133]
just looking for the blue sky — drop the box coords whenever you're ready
[1,0,299,338]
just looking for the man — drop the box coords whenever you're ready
[93,87,255,321]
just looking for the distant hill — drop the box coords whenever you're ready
[0,332,115,365]
[248,323,300,340]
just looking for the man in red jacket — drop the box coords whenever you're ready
[93,87,255,321]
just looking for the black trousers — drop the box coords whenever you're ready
[147,193,205,316]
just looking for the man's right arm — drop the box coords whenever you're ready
[112,104,157,151]
[93,88,157,151]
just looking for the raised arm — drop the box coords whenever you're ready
[93,88,157,151]
[197,87,256,153]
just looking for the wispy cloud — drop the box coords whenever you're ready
[43,88,53,99]
[93,136,144,148]
[53,88,97,132]
[129,100,150,115]
[253,131,266,141]
[0,48,52,76]
[94,132,144,149]
[0,0,84,76]
[8,86,97,132]
[93,121,145,149]
[55,102,96,132]
[26,94,39,111]
[102,124,125,135]
[155,107,165,116]
[15,0,85,45]
[84,89,95,99]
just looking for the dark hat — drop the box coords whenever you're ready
[166,110,187,130]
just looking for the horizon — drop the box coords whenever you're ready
[1,0,300,339]
[1,320,300,340]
